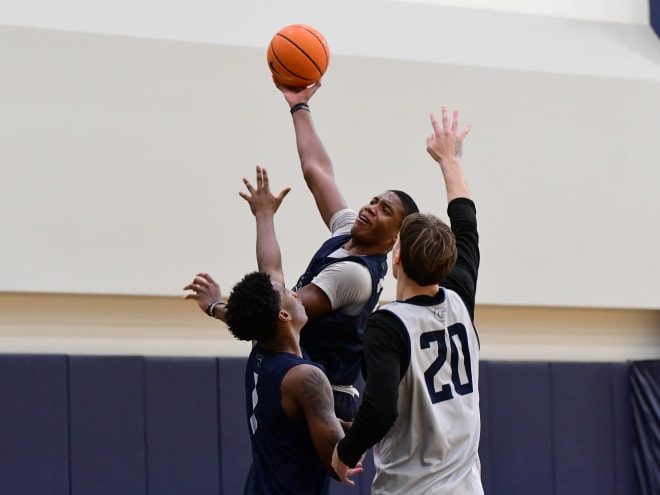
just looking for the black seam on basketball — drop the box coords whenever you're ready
[275,33,325,76]
[269,48,315,83]
[269,61,289,79]
[294,26,329,61]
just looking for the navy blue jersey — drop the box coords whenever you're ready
[243,344,330,495]
[293,233,387,388]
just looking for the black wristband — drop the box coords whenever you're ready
[206,301,225,318]
[290,102,310,114]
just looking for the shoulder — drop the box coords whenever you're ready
[313,261,373,311]
[329,208,357,235]
[283,363,333,406]
[282,362,331,397]
[366,308,409,343]
[317,260,371,287]
[281,362,334,421]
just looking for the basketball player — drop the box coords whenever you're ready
[187,171,362,494]
[269,80,419,422]
[331,107,483,494]
[187,84,419,422]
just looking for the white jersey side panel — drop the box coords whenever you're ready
[372,289,483,495]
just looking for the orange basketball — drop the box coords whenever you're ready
[267,24,330,88]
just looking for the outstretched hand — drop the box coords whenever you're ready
[331,446,364,487]
[239,166,291,217]
[426,106,471,165]
[183,272,222,314]
[273,77,322,108]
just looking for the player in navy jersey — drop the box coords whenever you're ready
[185,169,362,494]
[271,80,419,421]
[332,106,484,494]
[188,80,419,422]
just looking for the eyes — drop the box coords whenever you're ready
[369,197,393,216]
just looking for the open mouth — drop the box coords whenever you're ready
[357,213,371,225]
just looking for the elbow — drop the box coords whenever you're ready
[301,164,318,185]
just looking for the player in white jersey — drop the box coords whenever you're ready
[331,106,483,494]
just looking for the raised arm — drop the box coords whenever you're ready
[183,167,290,322]
[426,106,472,202]
[428,106,479,317]
[239,166,290,286]
[282,363,363,485]
[275,80,348,228]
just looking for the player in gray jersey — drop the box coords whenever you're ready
[331,106,483,494]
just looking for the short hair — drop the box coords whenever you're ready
[389,190,419,218]
[226,272,281,342]
[398,213,457,286]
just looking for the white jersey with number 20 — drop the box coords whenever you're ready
[372,288,483,495]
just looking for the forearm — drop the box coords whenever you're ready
[337,314,406,466]
[292,109,334,184]
[442,198,479,318]
[255,213,284,284]
[439,157,471,202]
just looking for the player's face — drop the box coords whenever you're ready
[273,282,308,328]
[351,191,405,251]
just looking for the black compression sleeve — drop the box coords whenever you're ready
[336,311,409,467]
[441,198,480,319]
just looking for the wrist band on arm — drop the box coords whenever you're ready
[290,102,310,114]
[206,301,225,318]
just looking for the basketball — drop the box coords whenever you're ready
[267,24,330,88]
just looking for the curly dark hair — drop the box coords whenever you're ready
[225,272,281,342]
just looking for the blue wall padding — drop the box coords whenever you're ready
[217,358,252,495]
[69,355,147,495]
[0,354,640,495]
[609,362,638,495]
[477,360,493,495]
[0,354,70,495]
[486,362,554,495]
[357,441,376,495]
[551,362,621,495]
[144,357,221,495]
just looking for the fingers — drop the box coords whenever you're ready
[451,109,459,134]
[277,187,292,202]
[242,177,256,195]
[260,166,269,189]
[183,273,218,293]
[429,111,441,135]
[197,272,216,284]
[441,105,450,131]
[432,106,471,141]
[460,123,472,141]
[245,166,269,192]
[340,463,364,486]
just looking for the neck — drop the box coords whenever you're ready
[259,326,302,357]
[396,273,439,301]
[344,238,390,256]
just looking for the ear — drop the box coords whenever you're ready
[392,246,401,266]
[278,309,292,322]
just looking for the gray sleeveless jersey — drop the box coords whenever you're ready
[372,289,483,495]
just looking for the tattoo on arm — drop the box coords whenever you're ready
[301,369,335,425]
[455,139,463,157]
[301,368,343,444]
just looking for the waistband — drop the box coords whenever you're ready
[331,384,360,398]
